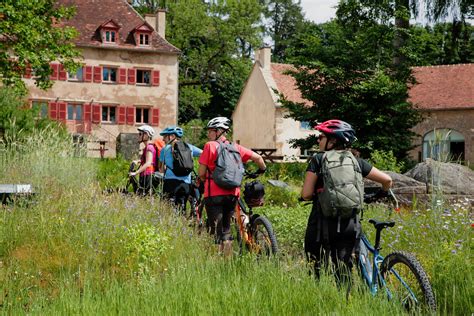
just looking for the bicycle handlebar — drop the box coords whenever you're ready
[364,188,399,210]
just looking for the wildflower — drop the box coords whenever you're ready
[451,249,457,254]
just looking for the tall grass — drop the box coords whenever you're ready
[0,129,471,314]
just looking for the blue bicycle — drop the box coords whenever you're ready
[359,189,436,311]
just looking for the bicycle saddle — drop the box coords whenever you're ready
[368,219,395,230]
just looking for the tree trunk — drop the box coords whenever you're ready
[393,0,410,68]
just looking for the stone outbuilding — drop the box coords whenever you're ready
[408,64,474,165]
[24,0,180,157]
[232,47,316,160]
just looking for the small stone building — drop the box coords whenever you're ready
[409,64,474,165]
[24,0,180,157]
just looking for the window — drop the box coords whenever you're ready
[136,69,151,85]
[139,33,150,46]
[103,30,116,43]
[102,106,116,123]
[136,108,149,124]
[67,104,83,121]
[32,101,48,118]
[422,129,465,162]
[102,67,117,83]
[68,68,83,81]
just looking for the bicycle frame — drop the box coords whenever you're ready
[235,198,252,245]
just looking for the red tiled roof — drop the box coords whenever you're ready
[56,0,179,54]
[270,63,311,106]
[410,64,474,110]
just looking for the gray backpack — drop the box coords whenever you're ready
[318,150,364,218]
[212,141,245,189]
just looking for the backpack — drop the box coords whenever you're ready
[153,139,165,170]
[318,150,364,218]
[212,141,245,189]
[171,140,194,176]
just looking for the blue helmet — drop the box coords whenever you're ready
[160,126,183,138]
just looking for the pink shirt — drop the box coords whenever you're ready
[140,143,156,176]
[199,138,253,197]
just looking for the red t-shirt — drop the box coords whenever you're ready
[140,143,156,176]
[199,138,253,197]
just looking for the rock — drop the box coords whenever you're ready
[267,179,290,189]
[404,158,474,195]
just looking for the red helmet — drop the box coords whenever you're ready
[315,119,357,145]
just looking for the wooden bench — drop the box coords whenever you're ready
[251,148,283,163]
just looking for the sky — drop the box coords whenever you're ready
[300,0,338,24]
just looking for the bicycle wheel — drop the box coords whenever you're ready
[229,217,243,256]
[249,215,278,256]
[380,251,436,311]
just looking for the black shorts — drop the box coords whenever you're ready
[163,179,190,205]
[204,195,237,243]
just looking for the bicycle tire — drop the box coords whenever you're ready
[230,217,243,256]
[380,251,436,311]
[250,215,278,256]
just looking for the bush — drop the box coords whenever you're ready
[369,149,405,173]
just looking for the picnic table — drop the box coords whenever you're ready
[251,148,283,163]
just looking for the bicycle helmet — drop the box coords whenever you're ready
[243,180,265,207]
[206,117,231,130]
[314,119,357,145]
[137,124,155,137]
[159,126,184,138]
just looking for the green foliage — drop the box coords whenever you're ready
[0,88,65,144]
[181,119,208,149]
[369,150,405,173]
[96,156,130,190]
[0,0,81,95]
[162,0,263,123]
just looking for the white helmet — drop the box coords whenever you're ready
[137,124,155,137]
[206,117,231,130]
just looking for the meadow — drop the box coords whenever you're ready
[0,129,471,315]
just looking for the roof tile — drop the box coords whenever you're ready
[270,63,311,106]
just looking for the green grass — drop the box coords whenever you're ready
[0,130,472,314]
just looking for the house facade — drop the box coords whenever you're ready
[408,64,474,165]
[232,47,316,160]
[24,0,180,157]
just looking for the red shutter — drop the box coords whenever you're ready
[117,106,126,124]
[128,68,136,85]
[84,66,93,82]
[126,106,135,125]
[24,65,32,79]
[92,103,101,123]
[151,70,160,86]
[58,102,67,120]
[151,108,159,126]
[59,64,67,81]
[50,63,59,80]
[49,101,58,120]
[93,66,102,83]
[118,68,127,84]
[84,103,92,121]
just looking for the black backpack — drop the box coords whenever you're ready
[171,141,194,176]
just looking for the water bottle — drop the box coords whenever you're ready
[241,213,249,226]
[359,240,372,283]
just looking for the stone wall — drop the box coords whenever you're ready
[409,109,474,165]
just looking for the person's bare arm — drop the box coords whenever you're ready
[198,163,207,182]
[249,152,266,171]
[301,171,318,200]
[366,167,392,191]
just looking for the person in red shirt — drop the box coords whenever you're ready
[198,117,266,256]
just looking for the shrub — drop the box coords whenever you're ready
[369,149,405,173]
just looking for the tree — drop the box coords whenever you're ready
[161,0,263,123]
[284,14,421,159]
[261,0,305,63]
[0,0,81,95]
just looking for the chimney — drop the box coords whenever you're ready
[144,10,166,39]
[256,47,271,70]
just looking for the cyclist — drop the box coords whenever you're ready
[300,119,392,285]
[159,126,202,212]
[129,124,157,195]
[198,117,267,256]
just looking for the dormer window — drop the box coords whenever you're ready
[133,22,153,47]
[99,19,120,45]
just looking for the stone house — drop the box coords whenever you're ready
[24,0,180,157]
[232,47,316,160]
[409,64,474,165]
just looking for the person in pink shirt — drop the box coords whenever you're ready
[129,124,157,195]
[198,117,266,255]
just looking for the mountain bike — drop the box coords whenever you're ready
[359,189,436,311]
[230,171,279,257]
[123,161,163,196]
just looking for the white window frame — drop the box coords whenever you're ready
[67,103,83,121]
[102,67,118,83]
[135,107,150,124]
[101,105,117,123]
